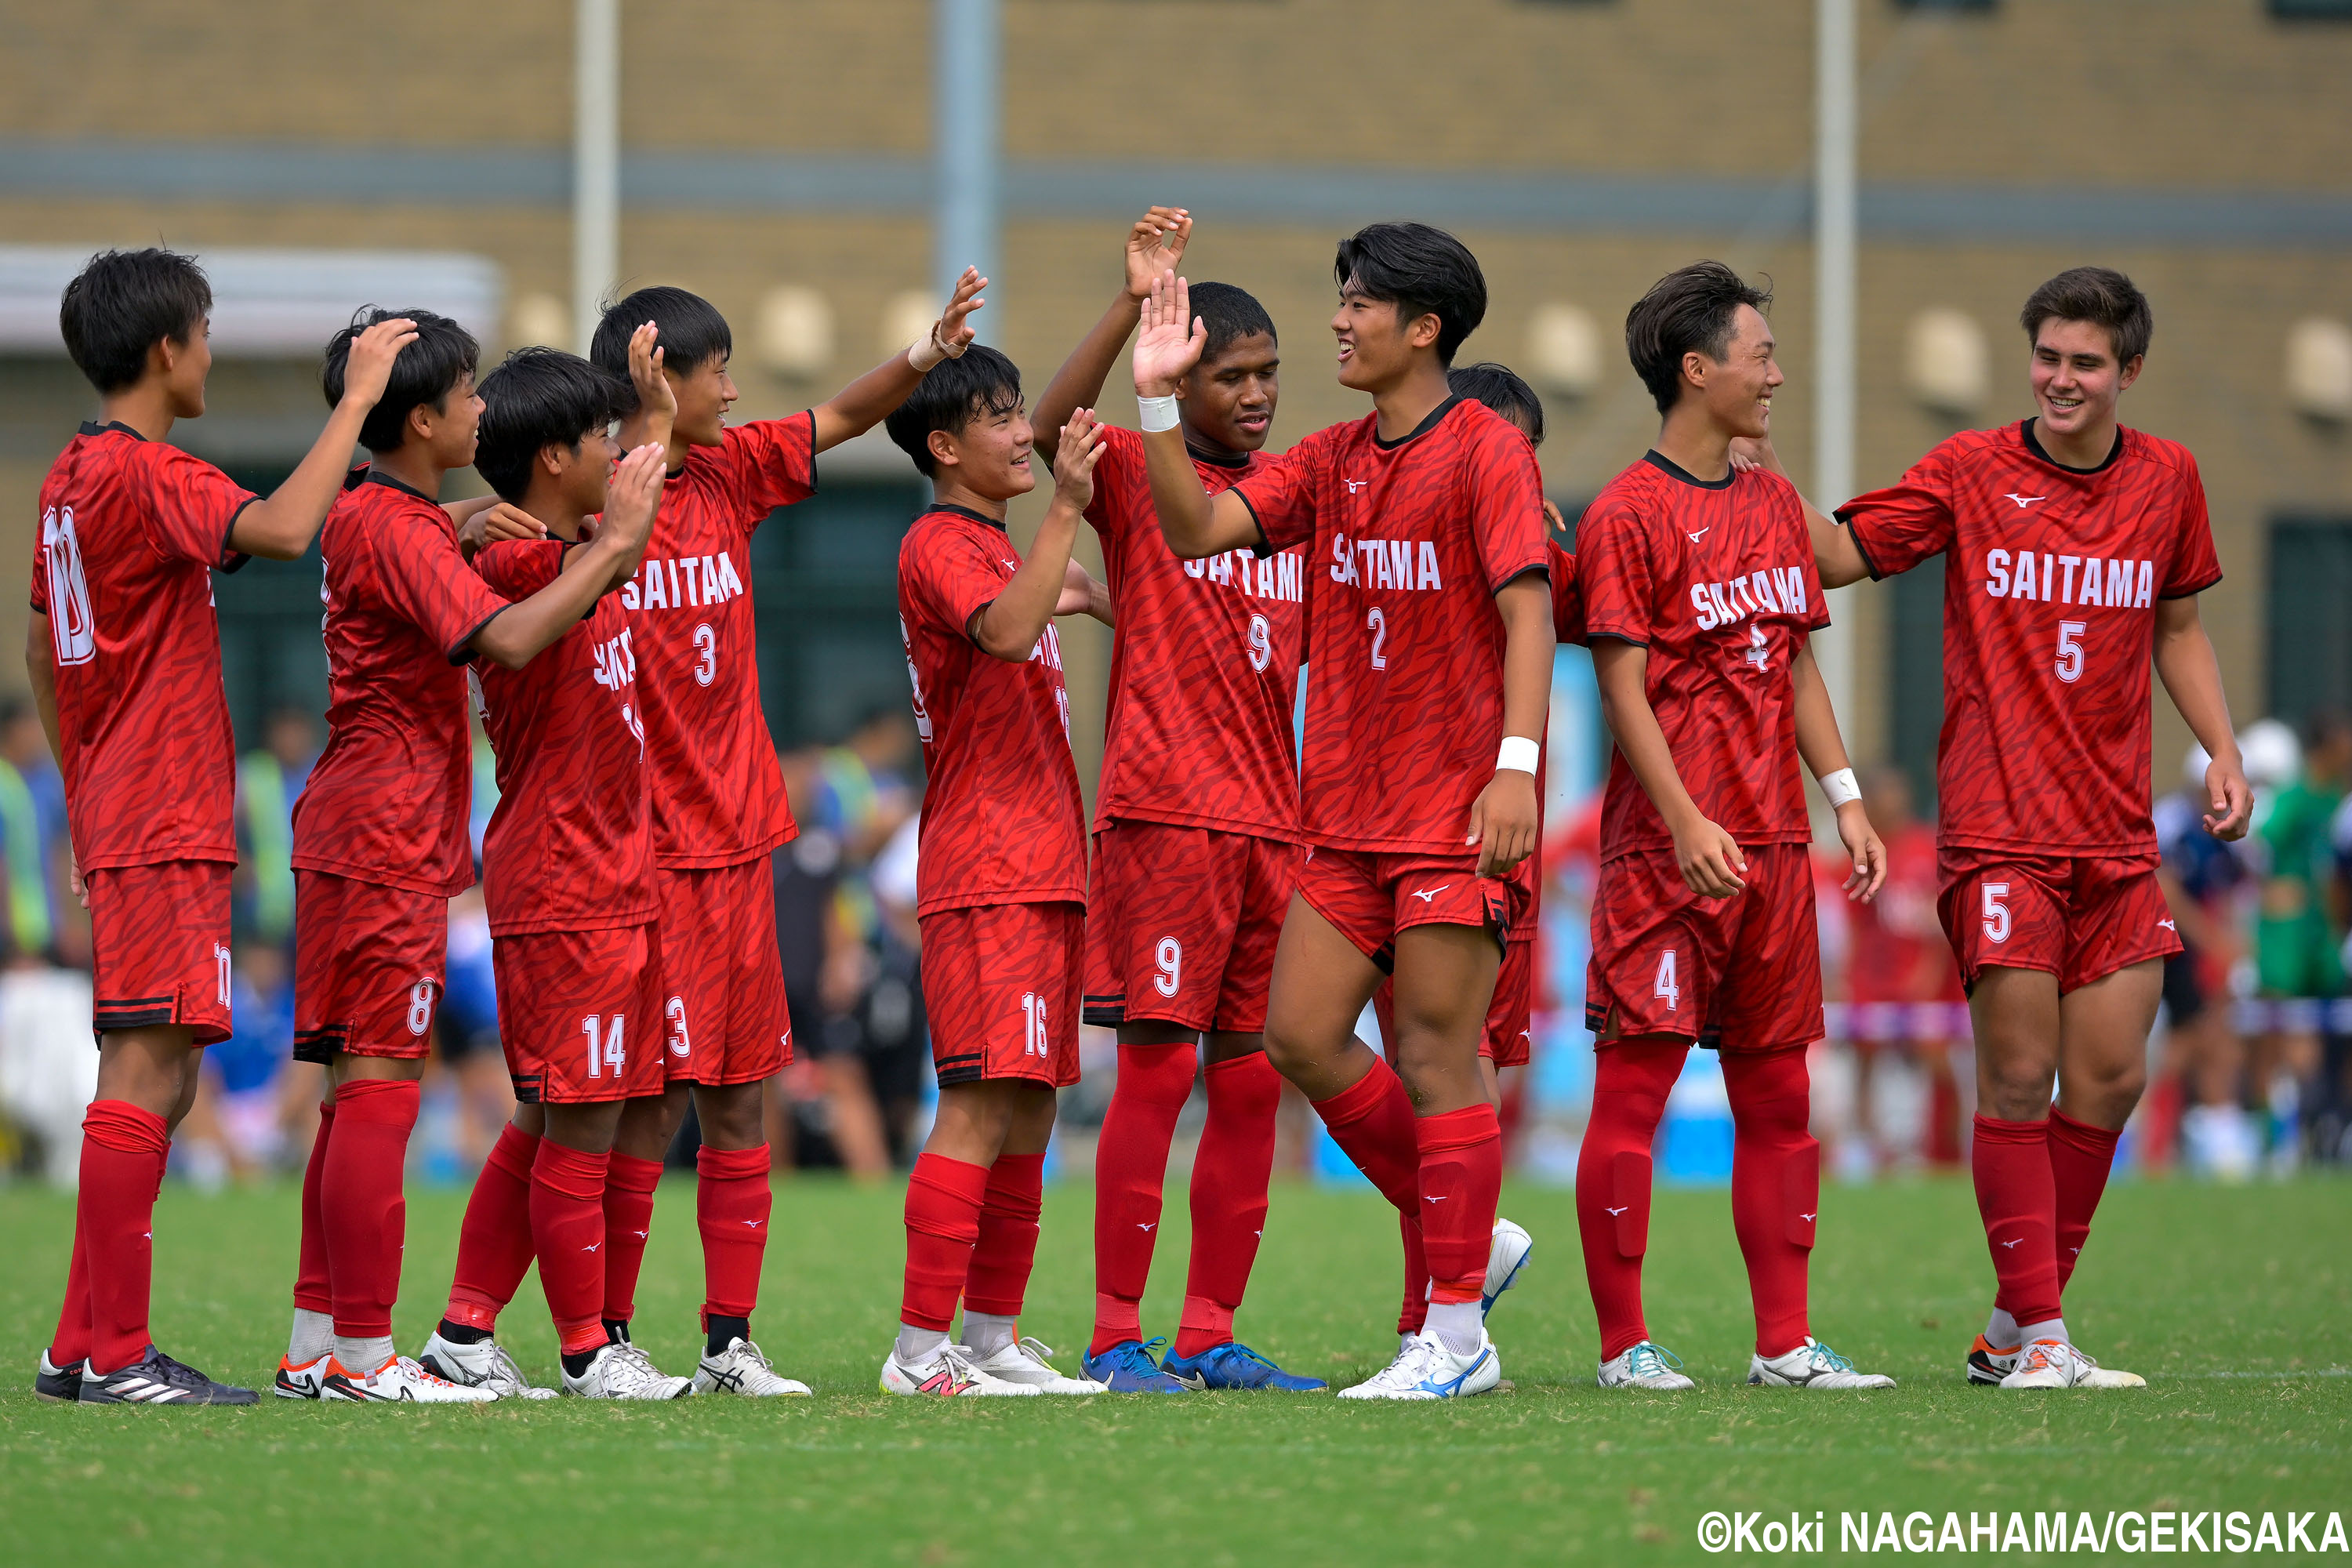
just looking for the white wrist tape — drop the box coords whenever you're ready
[1137,394,1180,434]
[1497,735,1541,775]
[906,322,965,373]
[1819,767,1861,808]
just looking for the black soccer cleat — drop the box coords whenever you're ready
[78,1347,260,1406]
[34,1350,84,1403]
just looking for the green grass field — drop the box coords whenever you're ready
[1,1174,2346,1566]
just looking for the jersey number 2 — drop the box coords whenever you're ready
[1366,607,1388,670]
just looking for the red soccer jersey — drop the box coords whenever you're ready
[1838,420,2222,858]
[470,539,655,936]
[896,504,1087,916]
[1578,452,1829,862]
[1236,397,1548,855]
[623,414,815,869]
[1086,423,1302,838]
[1548,538,1585,644]
[292,468,511,896]
[31,422,255,871]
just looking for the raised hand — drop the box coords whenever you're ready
[1133,271,1207,397]
[336,316,419,408]
[1054,408,1107,512]
[1123,208,1192,300]
[601,443,667,550]
[626,321,675,423]
[935,267,988,356]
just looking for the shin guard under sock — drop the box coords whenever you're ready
[964,1152,1045,1318]
[695,1143,772,1327]
[292,1100,336,1320]
[1416,1103,1504,1305]
[1089,1044,1192,1354]
[1310,1056,1421,1217]
[1576,1042,1684,1361]
[321,1078,420,1341]
[599,1152,662,1327]
[1723,1047,1818,1356]
[902,1152,989,1333]
[2047,1107,2121,1296]
[445,1120,541,1333]
[529,1139,612,1354]
[1972,1114,2062,1328]
[78,1100,171,1374]
[1177,1051,1281,1357]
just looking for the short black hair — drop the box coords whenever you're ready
[592,285,732,382]
[1625,261,1774,415]
[1333,222,1486,365]
[322,307,481,455]
[59,248,212,395]
[2020,266,2151,366]
[1189,282,1278,366]
[473,347,634,504]
[1448,361,1545,448]
[883,346,1022,478]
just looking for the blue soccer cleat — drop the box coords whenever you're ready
[1160,1341,1329,1392]
[1080,1336,1190,1392]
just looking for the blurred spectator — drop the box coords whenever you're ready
[0,699,76,967]
[2149,743,2256,1175]
[179,942,296,1185]
[2250,710,2349,1171]
[1835,767,1966,1171]
[863,809,929,1160]
[235,707,318,948]
[434,886,512,1168]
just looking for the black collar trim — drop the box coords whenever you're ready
[927,500,1009,534]
[2020,418,2123,476]
[80,420,143,441]
[1374,394,1462,452]
[1187,441,1254,471]
[1642,449,1737,492]
[360,466,436,503]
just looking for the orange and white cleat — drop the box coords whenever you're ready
[274,1352,332,1400]
[322,1353,499,1403]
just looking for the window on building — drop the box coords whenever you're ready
[1894,0,1995,10]
[746,478,930,750]
[2270,0,2352,19]
[1887,554,1947,808]
[2267,517,2352,730]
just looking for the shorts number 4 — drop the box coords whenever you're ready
[1653,949,1681,1012]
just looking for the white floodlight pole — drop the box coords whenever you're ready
[575,0,620,353]
[935,0,1001,341]
[1814,0,1858,723]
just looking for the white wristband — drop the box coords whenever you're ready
[1819,767,1861,808]
[906,322,964,373]
[1497,735,1541,775]
[1137,394,1180,434]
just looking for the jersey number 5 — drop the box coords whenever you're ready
[2054,620,2086,684]
[1980,882,2012,944]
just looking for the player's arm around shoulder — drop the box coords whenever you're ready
[471,446,666,670]
[1730,434,1871,590]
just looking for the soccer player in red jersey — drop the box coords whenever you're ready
[1372,361,1555,1349]
[877,347,1112,1397]
[30,249,413,1406]
[424,348,683,1399]
[1025,209,1323,1394]
[463,274,988,1395]
[273,310,661,1405]
[1794,267,2249,1390]
[1573,263,1894,1392]
[1136,222,1553,1401]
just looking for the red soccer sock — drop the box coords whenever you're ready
[1177,1051,1281,1358]
[902,1152,989,1331]
[292,1099,336,1320]
[1724,1047,1818,1356]
[965,1152,1045,1318]
[2047,1107,2121,1295]
[601,1151,662,1326]
[48,1222,90,1368]
[445,1121,540,1333]
[1416,1103,1503,1305]
[79,1100,171,1374]
[530,1138,612,1354]
[321,1078,419,1340]
[1396,1213,1429,1338]
[1576,1041,1685,1361]
[1311,1056,1421,1217]
[696,1143,772,1327]
[1972,1114,2062,1328]
[1089,1043,1192,1355]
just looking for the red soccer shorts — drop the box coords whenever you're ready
[85,858,232,1045]
[292,869,447,1063]
[655,858,793,1085]
[1935,848,2180,994]
[1584,842,1822,1053]
[1373,925,1535,1069]
[920,900,1082,1088]
[1298,847,1515,971]
[491,922,666,1104]
[1083,819,1298,1035]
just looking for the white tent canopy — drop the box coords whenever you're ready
[0,245,503,356]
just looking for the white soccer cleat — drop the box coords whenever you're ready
[1337,1329,1503,1401]
[418,1330,558,1400]
[879,1341,1038,1397]
[1748,1338,1896,1389]
[1999,1338,2144,1389]
[1483,1218,1534,1319]
[693,1337,811,1397]
[1597,1340,1696,1390]
[322,1353,499,1403]
[273,1352,332,1401]
[1965,1334,2022,1385]
[561,1341,693,1400]
[963,1337,1106,1395]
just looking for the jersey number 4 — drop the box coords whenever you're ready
[582,1014,627,1080]
[1653,949,1681,1012]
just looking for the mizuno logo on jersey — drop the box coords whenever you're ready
[2003,493,2047,508]
[1185,546,1304,604]
[1984,550,2154,608]
[622,551,746,612]
[1689,565,1810,632]
[1329,533,1444,592]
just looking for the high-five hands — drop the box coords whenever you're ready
[1134,271,1207,398]
[1123,209,1192,300]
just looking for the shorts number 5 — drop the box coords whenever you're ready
[1980,882,2012,945]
